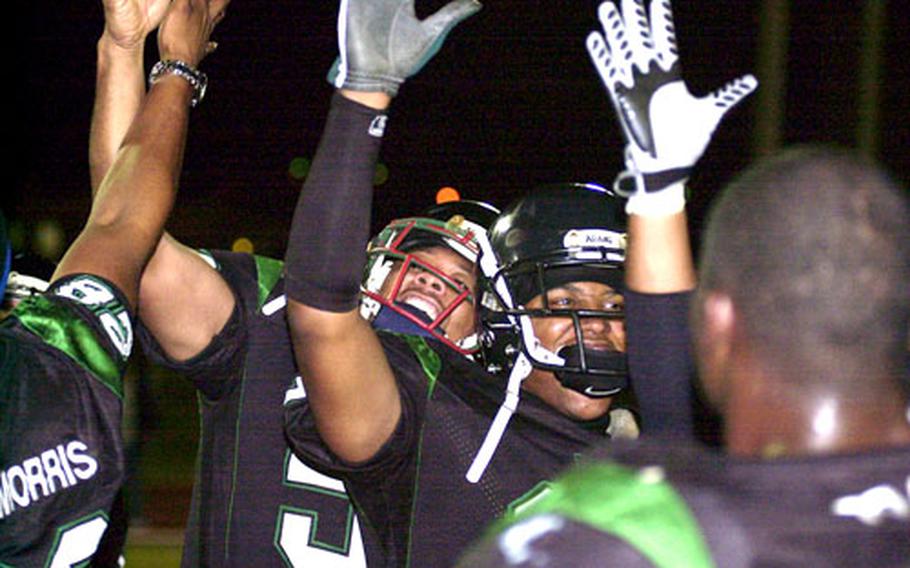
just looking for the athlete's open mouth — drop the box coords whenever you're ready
[398,293,442,321]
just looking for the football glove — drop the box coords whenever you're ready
[586,0,757,215]
[329,0,482,96]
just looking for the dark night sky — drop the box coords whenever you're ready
[12,0,910,260]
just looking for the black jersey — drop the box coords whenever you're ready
[461,290,910,567]
[0,275,132,567]
[460,439,910,567]
[285,331,609,567]
[138,251,367,567]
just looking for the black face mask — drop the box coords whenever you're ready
[554,344,629,398]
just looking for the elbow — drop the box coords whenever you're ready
[287,298,362,343]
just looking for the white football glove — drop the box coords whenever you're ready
[329,0,482,96]
[586,0,757,215]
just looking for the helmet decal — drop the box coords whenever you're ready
[561,228,626,252]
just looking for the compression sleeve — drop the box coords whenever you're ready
[284,91,388,311]
[625,290,695,438]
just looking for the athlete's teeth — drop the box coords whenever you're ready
[405,297,439,320]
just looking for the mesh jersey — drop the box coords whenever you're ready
[284,332,609,567]
[462,290,910,567]
[0,274,132,567]
[137,251,368,567]
[462,439,910,568]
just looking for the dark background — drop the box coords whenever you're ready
[12,0,909,261]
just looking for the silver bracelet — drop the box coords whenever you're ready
[149,60,207,107]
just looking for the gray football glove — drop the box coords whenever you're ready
[587,0,757,215]
[329,0,482,96]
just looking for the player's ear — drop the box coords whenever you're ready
[701,291,735,343]
[692,290,736,409]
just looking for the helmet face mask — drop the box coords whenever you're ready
[362,202,499,355]
[480,183,630,396]
[483,259,628,397]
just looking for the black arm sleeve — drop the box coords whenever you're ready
[284,91,387,311]
[625,290,695,438]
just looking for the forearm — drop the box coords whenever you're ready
[284,91,388,313]
[90,34,147,194]
[55,75,192,307]
[625,290,694,438]
[625,209,696,294]
[95,74,191,216]
[62,76,192,280]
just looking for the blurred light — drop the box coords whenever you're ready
[33,219,65,261]
[7,219,27,252]
[288,157,311,181]
[374,163,389,186]
[436,187,460,204]
[232,237,255,254]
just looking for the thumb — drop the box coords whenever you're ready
[408,0,481,77]
[423,0,482,34]
[707,74,758,118]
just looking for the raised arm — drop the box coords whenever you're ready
[586,0,756,435]
[57,0,222,309]
[89,0,235,361]
[284,0,481,463]
[587,0,755,293]
[90,0,169,193]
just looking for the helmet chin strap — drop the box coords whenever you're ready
[466,349,533,484]
[554,345,628,397]
[467,239,536,483]
[467,303,571,483]
[5,272,50,301]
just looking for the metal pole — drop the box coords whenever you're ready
[856,0,886,158]
[753,0,790,158]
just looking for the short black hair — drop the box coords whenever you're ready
[699,146,910,387]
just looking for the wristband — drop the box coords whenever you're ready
[149,60,207,107]
[624,182,686,217]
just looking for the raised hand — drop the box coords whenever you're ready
[586,0,757,203]
[157,0,228,67]
[329,0,482,96]
[101,0,171,51]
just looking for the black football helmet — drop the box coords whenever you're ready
[360,199,500,355]
[480,182,628,397]
[1,212,53,310]
[5,253,53,304]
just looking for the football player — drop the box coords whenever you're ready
[459,1,908,566]
[282,1,724,565]
[87,0,379,565]
[0,0,220,563]
[88,2,502,565]
[464,152,910,565]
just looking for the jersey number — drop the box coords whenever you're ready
[46,513,108,568]
[275,454,367,567]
